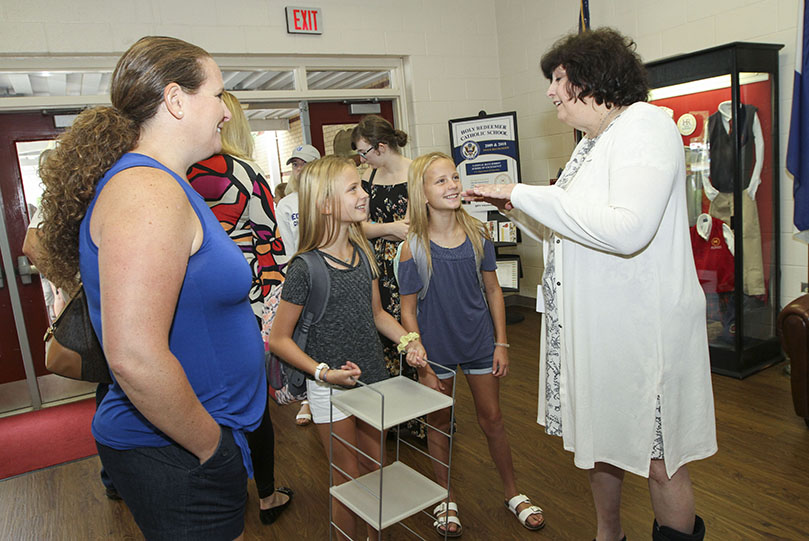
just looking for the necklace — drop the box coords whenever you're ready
[319,245,356,266]
[589,106,624,139]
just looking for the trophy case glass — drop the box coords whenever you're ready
[646,42,784,378]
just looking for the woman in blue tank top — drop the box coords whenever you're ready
[37,37,265,541]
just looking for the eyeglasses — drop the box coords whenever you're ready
[357,144,378,159]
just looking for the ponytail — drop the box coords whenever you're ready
[350,115,408,154]
[37,36,211,290]
[38,106,138,289]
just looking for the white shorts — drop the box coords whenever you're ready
[306,378,351,424]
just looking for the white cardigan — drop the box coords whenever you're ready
[509,102,717,478]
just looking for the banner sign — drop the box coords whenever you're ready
[448,111,521,214]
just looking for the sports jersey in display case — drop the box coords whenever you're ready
[646,42,783,378]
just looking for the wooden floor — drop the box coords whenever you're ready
[2,307,808,540]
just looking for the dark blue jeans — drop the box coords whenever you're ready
[97,426,247,541]
[95,384,115,492]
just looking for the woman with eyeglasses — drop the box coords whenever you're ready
[350,116,426,435]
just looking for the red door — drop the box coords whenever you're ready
[0,113,63,390]
[308,101,395,157]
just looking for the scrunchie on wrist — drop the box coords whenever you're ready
[397,332,420,353]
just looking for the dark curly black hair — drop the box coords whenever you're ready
[540,28,649,108]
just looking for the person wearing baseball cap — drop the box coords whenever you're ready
[286,144,321,177]
[279,144,321,254]
[277,143,321,427]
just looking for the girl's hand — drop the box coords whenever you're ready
[404,341,427,368]
[492,346,509,377]
[326,361,362,387]
[461,183,516,211]
[417,367,445,392]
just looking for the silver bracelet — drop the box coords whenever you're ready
[494,342,510,348]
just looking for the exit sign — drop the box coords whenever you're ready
[286,6,322,34]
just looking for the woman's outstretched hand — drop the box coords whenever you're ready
[461,183,516,211]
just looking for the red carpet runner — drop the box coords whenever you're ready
[0,398,97,480]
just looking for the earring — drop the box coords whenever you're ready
[177,111,184,117]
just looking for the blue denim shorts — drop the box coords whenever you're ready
[96,426,247,541]
[432,355,493,380]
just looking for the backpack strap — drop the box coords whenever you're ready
[407,234,432,301]
[281,251,332,390]
[292,251,330,353]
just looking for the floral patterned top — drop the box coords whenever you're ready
[362,171,408,375]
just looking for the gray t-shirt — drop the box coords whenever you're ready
[281,250,389,385]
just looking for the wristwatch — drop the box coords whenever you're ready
[314,362,330,382]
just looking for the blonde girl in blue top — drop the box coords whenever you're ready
[268,156,432,540]
[398,152,545,537]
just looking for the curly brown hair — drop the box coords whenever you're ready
[38,36,211,290]
[540,27,649,108]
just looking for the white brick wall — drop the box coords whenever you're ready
[0,0,502,158]
[1,0,804,308]
[494,0,804,310]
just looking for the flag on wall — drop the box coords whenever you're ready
[574,0,591,143]
[788,0,809,242]
[579,0,590,33]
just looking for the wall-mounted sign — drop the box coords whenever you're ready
[285,6,322,34]
[448,111,522,216]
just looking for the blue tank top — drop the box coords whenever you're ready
[79,153,265,475]
[397,236,497,367]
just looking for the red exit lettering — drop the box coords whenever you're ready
[293,9,318,31]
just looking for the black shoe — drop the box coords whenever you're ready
[105,487,122,501]
[259,487,294,525]
[653,515,705,541]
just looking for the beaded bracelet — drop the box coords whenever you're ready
[494,342,510,348]
[397,332,420,353]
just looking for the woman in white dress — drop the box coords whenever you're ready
[465,28,716,541]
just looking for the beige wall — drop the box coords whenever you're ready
[0,0,502,158]
[495,0,803,309]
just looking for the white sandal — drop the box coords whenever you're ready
[505,493,545,531]
[295,400,312,426]
[433,501,462,537]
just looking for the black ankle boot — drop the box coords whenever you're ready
[652,515,705,541]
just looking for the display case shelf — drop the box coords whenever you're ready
[329,461,448,531]
[330,375,453,431]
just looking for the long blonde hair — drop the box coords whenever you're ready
[297,156,378,276]
[219,91,253,160]
[407,152,488,271]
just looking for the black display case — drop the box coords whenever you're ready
[646,42,784,378]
